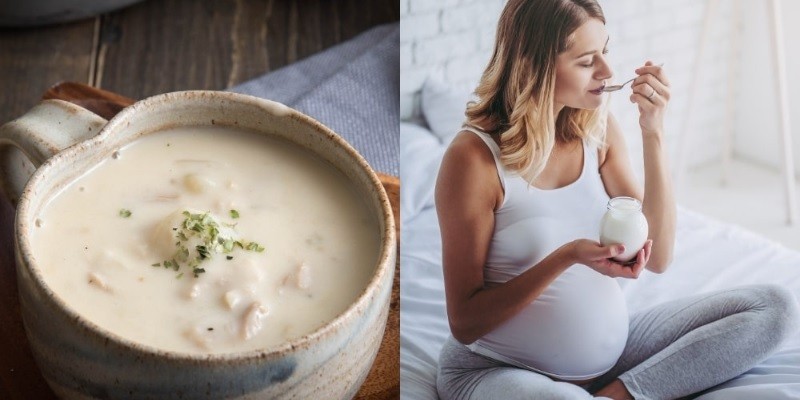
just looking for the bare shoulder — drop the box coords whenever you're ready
[445,131,497,166]
[437,131,503,210]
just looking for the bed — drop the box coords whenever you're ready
[399,79,800,400]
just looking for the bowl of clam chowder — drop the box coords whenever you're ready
[0,91,396,399]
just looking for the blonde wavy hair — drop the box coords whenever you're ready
[466,0,609,183]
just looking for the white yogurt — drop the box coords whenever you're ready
[599,197,648,262]
[32,126,380,354]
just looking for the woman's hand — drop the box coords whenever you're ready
[567,239,653,279]
[630,61,671,137]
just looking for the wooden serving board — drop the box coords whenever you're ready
[0,82,400,399]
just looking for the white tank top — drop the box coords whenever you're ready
[462,126,629,381]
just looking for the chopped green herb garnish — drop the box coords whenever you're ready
[153,210,265,279]
[196,245,209,260]
[246,242,265,252]
[151,263,161,267]
[119,209,132,218]
[176,272,184,279]
[178,246,190,261]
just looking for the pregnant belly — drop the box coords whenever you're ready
[475,265,629,380]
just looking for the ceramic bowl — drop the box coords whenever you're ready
[0,91,396,399]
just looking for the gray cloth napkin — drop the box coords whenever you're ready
[230,23,399,176]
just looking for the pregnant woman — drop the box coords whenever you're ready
[434,0,800,399]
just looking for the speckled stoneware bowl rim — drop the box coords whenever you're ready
[15,90,396,364]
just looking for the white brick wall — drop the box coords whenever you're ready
[400,0,740,173]
[735,0,800,177]
[400,12,439,41]
[400,0,507,121]
[409,0,461,13]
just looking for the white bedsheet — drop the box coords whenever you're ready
[399,123,800,400]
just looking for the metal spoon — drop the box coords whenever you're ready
[602,63,664,92]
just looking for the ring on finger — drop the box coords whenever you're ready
[647,88,656,100]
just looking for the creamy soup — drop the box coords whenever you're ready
[32,126,380,354]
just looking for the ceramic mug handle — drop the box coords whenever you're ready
[0,99,107,205]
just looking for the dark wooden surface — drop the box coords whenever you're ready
[0,0,398,123]
[0,1,399,398]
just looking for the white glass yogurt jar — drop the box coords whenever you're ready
[599,196,649,262]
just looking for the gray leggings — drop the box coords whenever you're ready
[437,284,800,400]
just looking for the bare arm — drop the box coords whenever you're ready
[438,132,646,344]
[599,63,676,273]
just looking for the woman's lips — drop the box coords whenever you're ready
[589,85,605,95]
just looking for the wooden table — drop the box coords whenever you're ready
[0,1,399,398]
